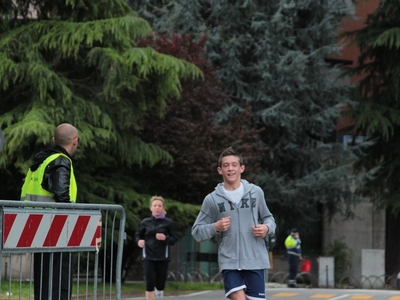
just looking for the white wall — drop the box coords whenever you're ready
[323,202,385,280]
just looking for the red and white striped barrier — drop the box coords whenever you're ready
[2,208,102,250]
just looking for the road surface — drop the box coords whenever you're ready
[124,287,400,300]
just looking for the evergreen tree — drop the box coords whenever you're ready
[345,0,400,211]
[136,33,265,204]
[0,0,202,232]
[344,0,400,275]
[0,0,264,279]
[130,0,360,250]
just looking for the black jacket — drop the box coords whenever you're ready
[134,216,179,261]
[30,145,74,203]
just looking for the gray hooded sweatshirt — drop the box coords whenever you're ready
[192,179,276,271]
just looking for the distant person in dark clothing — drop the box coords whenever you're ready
[285,228,303,288]
[135,196,179,299]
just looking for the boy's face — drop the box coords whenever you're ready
[217,155,245,185]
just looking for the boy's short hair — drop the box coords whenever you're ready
[218,147,244,167]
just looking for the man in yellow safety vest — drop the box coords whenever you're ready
[285,228,303,288]
[21,123,79,300]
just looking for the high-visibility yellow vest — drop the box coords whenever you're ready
[285,235,298,249]
[20,153,77,203]
[285,234,301,256]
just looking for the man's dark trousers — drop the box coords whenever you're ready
[288,254,300,281]
[34,252,74,300]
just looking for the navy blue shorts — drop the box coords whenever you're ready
[221,269,266,299]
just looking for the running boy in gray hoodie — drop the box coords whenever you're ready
[192,147,276,300]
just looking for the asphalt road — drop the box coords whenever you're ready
[124,288,400,300]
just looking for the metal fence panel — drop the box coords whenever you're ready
[0,200,125,300]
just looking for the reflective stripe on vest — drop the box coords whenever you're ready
[20,153,77,203]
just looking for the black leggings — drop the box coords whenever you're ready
[143,260,169,292]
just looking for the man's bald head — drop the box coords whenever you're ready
[53,123,79,155]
